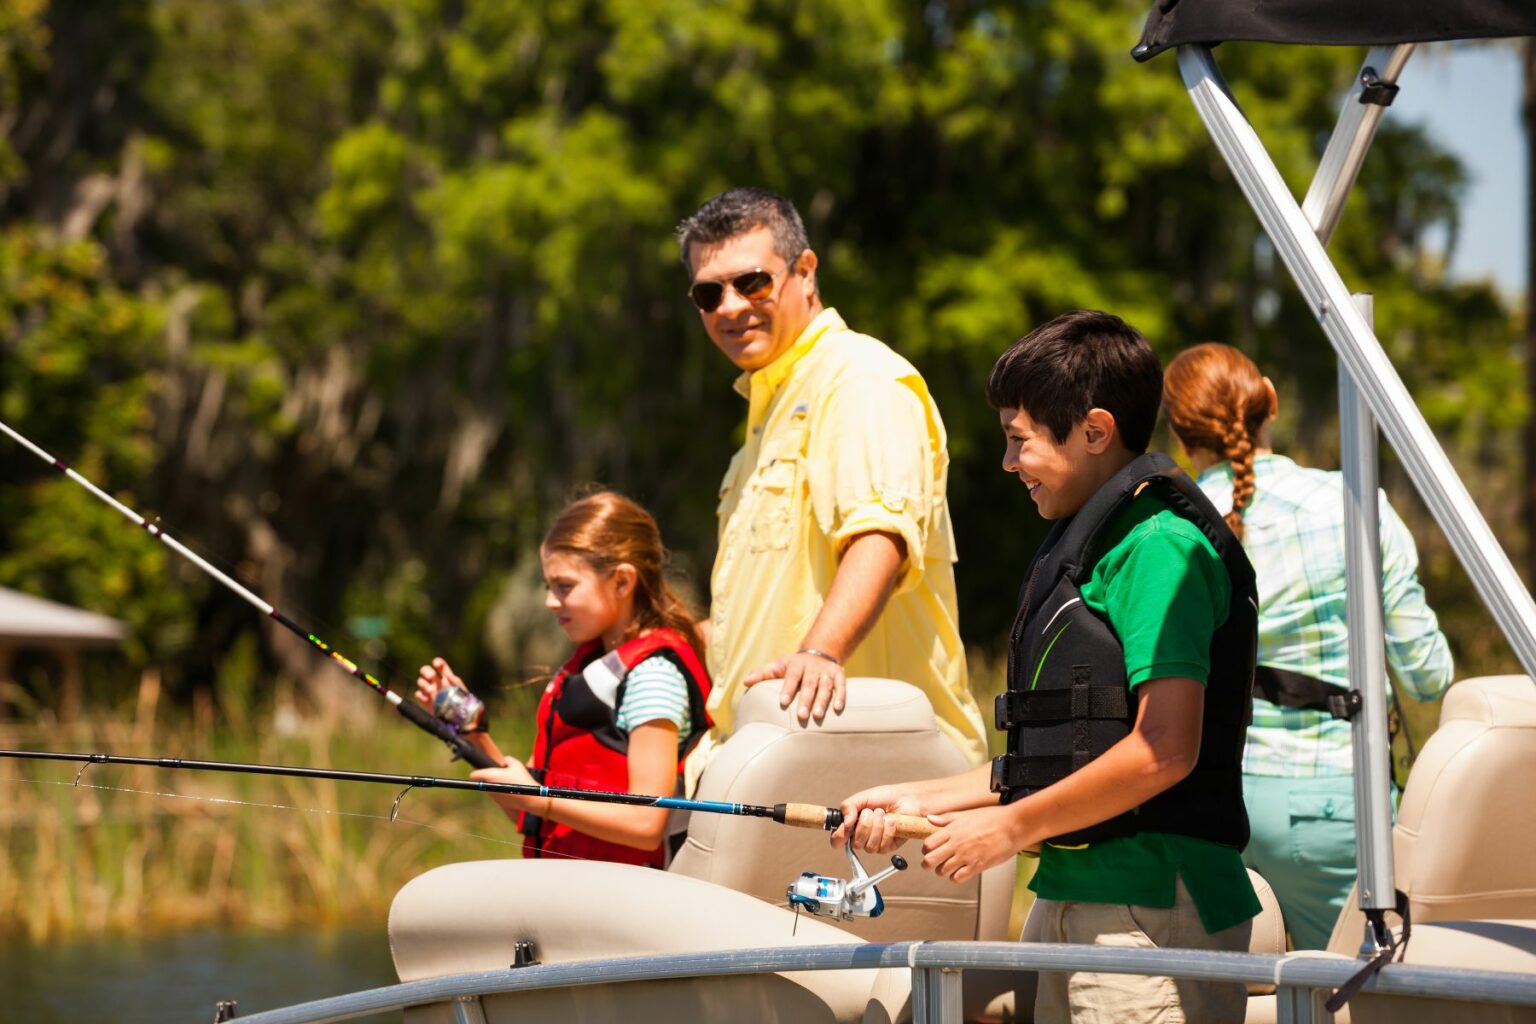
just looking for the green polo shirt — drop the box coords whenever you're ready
[1026,491,1260,935]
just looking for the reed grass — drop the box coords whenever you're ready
[0,671,535,941]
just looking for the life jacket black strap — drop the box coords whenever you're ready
[995,686,1129,729]
[990,751,1096,793]
[1254,664,1361,720]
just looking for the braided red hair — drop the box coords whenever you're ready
[1163,343,1276,542]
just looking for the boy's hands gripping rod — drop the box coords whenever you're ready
[0,419,497,770]
[0,748,938,838]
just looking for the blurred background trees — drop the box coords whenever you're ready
[1,0,1525,728]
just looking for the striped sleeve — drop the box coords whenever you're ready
[614,654,692,736]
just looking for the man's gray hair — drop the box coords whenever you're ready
[676,187,810,273]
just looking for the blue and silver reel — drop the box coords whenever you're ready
[786,843,907,921]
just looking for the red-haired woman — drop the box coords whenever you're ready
[1164,343,1452,949]
[415,491,711,866]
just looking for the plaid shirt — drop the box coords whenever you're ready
[1197,455,1453,777]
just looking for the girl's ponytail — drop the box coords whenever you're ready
[1164,343,1277,543]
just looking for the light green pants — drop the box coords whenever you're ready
[1241,773,1359,951]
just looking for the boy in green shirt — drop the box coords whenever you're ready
[835,311,1259,1024]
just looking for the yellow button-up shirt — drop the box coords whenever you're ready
[697,308,987,775]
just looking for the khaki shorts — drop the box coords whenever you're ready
[1033,878,1252,1024]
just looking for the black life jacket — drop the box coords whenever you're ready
[990,452,1258,849]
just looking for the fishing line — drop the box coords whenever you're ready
[0,771,577,857]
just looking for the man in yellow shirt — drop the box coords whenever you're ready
[677,187,986,781]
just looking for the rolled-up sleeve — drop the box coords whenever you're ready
[807,373,934,595]
[1379,494,1454,702]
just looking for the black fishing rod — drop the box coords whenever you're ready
[0,749,938,839]
[0,418,497,770]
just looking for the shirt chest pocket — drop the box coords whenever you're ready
[748,453,801,552]
[748,407,809,551]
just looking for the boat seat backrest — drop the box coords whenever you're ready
[669,677,1013,942]
[1393,674,1536,924]
[1327,674,1536,953]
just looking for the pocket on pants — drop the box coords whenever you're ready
[1114,904,1166,949]
[1287,785,1355,864]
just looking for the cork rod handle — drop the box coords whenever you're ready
[886,813,939,840]
[775,802,938,840]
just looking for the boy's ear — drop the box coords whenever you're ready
[1081,408,1119,454]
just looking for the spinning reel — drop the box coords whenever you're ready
[786,843,908,921]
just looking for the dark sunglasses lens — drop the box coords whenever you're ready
[733,270,774,301]
[689,281,724,312]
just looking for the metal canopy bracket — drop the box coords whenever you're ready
[1302,45,1414,244]
[1358,67,1401,107]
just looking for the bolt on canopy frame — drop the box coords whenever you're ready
[1133,0,1536,954]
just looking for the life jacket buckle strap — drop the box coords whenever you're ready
[990,752,1079,793]
[994,686,1129,728]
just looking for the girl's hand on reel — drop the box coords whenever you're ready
[416,657,488,734]
[415,657,465,706]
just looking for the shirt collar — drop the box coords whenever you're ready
[1195,452,1287,486]
[732,307,844,409]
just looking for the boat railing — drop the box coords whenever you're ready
[228,940,1536,1024]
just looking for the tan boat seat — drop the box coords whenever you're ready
[1248,675,1536,1024]
[390,859,909,1024]
[672,677,1014,943]
[389,677,1012,1023]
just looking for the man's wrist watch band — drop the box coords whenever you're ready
[798,647,841,665]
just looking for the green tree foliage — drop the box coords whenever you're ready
[0,0,1523,726]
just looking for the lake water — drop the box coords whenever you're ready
[0,926,402,1023]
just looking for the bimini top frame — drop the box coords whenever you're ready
[1132,0,1536,959]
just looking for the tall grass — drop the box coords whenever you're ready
[0,671,534,941]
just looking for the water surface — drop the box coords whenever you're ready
[0,927,401,1023]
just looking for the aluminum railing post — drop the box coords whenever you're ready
[1276,982,1334,1024]
[1340,293,1399,919]
[912,965,963,1023]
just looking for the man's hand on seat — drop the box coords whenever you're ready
[742,651,846,723]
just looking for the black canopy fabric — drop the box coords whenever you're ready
[1134,0,1536,62]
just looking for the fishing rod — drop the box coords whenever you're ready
[0,418,497,770]
[0,748,938,840]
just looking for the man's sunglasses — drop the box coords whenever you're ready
[687,266,787,313]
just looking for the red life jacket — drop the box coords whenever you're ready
[519,628,712,867]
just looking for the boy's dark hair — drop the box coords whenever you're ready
[985,310,1163,454]
[676,187,809,273]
